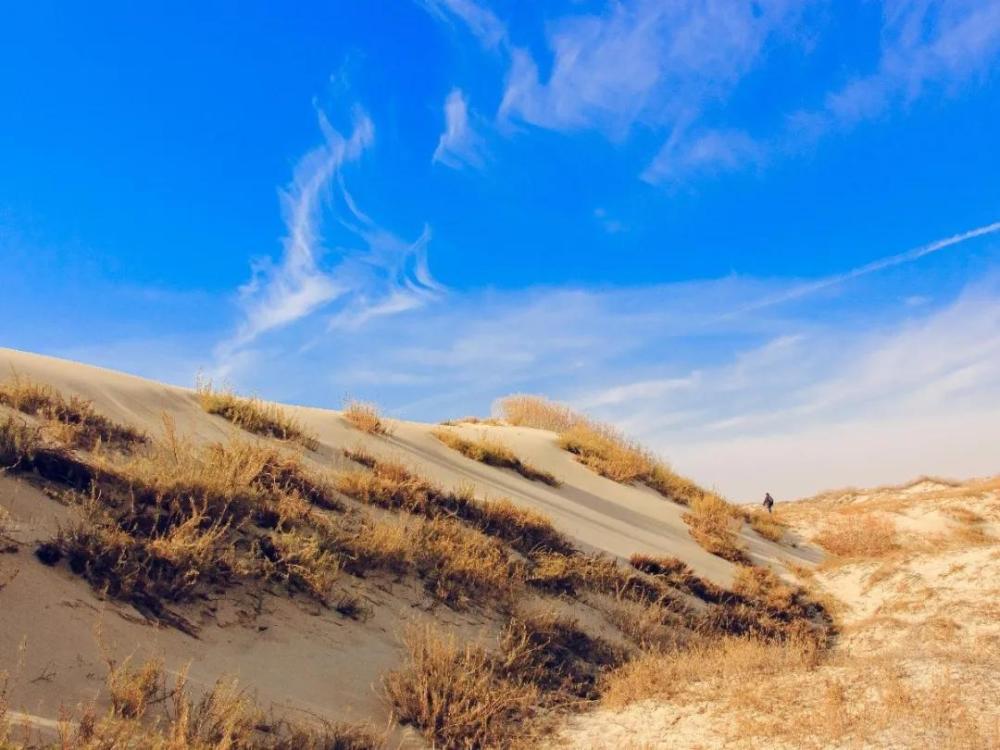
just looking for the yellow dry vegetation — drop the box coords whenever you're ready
[432,428,560,486]
[196,379,317,450]
[343,401,392,436]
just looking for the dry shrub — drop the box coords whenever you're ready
[0,375,146,451]
[339,517,414,577]
[197,380,317,450]
[106,656,164,719]
[814,514,898,558]
[945,506,986,525]
[415,517,522,607]
[498,395,716,507]
[498,613,624,701]
[343,401,392,436]
[476,497,574,555]
[494,394,582,433]
[337,452,575,557]
[746,510,785,542]
[629,553,728,604]
[527,552,687,620]
[385,625,538,750]
[0,414,41,469]
[600,634,819,710]
[682,494,750,564]
[432,428,560,486]
[36,431,350,626]
[602,597,689,652]
[50,657,382,749]
[440,416,504,426]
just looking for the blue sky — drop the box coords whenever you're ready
[2,0,1000,499]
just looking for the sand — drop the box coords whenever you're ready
[551,476,1000,749]
[0,347,805,744]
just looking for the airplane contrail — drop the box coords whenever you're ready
[730,219,1000,316]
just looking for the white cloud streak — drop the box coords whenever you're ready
[499,0,802,135]
[215,107,443,372]
[432,88,487,169]
[727,219,1000,316]
[421,0,507,49]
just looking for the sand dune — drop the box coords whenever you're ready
[0,347,823,747]
[554,476,1000,748]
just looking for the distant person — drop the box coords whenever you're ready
[763,492,775,513]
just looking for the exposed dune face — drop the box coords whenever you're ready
[0,347,819,748]
[8,348,994,749]
[553,477,1000,749]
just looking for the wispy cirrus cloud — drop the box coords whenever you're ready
[423,0,1000,183]
[499,0,802,135]
[214,106,444,371]
[420,0,507,50]
[432,88,487,169]
[819,0,1000,129]
[666,0,1000,180]
[214,225,1000,500]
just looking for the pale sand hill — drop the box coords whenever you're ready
[552,477,1000,749]
[0,347,809,746]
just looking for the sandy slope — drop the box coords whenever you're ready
[0,347,804,743]
[551,477,1000,749]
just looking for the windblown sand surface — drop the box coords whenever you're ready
[552,478,1000,749]
[0,348,807,746]
[4,347,993,749]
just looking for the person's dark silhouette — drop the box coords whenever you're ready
[763,492,775,513]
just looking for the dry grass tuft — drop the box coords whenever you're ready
[0,375,146,451]
[814,514,898,558]
[0,414,41,469]
[629,553,728,604]
[745,509,786,542]
[414,517,523,607]
[343,401,392,436]
[432,428,560,486]
[35,429,355,627]
[600,633,820,710]
[440,416,504,427]
[197,379,318,450]
[682,494,750,564]
[494,394,582,433]
[43,656,383,749]
[337,451,575,558]
[385,625,538,750]
[499,613,624,701]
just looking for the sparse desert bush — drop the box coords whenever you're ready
[476,496,575,555]
[600,597,689,652]
[432,428,560,486]
[337,451,575,557]
[343,400,392,436]
[683,493,750,564]
[440,416,504,427]
[415,517,523,607]
[0,414,40,469]
[629,553,729,604]
[814,514,898,558]
[600,633,819,710]
[495,394,583,433]
[746,509,786,542]
[527,552,687,621]
[197,380,318,450]
[385,625,539,750]
[46,657,382,749]
[339,517,414,577]
[35,431,352,627]
[0,375,146,451]
[498,612,624,700]
[498,395,717,507]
